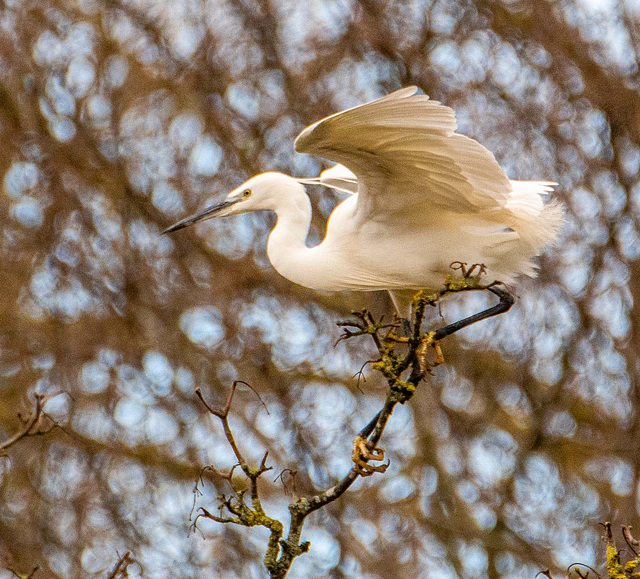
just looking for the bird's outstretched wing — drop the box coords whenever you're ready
[294,87,513,222]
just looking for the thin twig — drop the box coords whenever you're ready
[566,562,602,578]
[623,525,639,556]
[0,392,63,453]
[106,551,135,579]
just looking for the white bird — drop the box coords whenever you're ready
[163,87,564,318]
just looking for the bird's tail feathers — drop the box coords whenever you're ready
[506,180,564,252]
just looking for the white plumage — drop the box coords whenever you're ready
[164,87,564,316]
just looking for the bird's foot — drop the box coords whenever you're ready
[450,261,487,279]
[352,435,389,477]
[449,262,487,288]
[416,332,445,374]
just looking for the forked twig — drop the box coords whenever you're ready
[107,551,135,579]
[1,392,64,453]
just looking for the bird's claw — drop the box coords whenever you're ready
[352,435,389,477]
[416,332,445,374]
[450,261,487,280]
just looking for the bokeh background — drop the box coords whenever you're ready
[0,0,638,577]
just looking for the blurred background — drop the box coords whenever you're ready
[0,0,637,577]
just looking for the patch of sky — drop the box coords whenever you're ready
[585,457,633,496]
[491,44,521,87]
[429,41,460,78]
[258,69,286,116]
[72,404,114,440]
[292,528,341,574]
[142,351,173,396]
[114,397,146,429]
[379,475,416,503]
[108,460,146,494]
[514,454,561,515]
[473,503,497,530]
[496,383,533,420]
[188,135,222,176]
[103,54,129,89]
[174,367,195,395]
[441,377,474,412]
[438,441,464,476]
[151,182,184,216]
[459,542,488,577]
[66,56,95,98]
[80,361,111,393]
[4,161,39,197]
[65,22,96,57]
[275,1,351,71]
[460,32,492,82]
[171,24,204,59]
[49,117,76,142]
[593,170,627,218]
[169,113,203,155]
[145,407,179,444]
[33,30,65,66]
[120,90,174,137]
[11,196,44,227]
[86,95,112,123]
[215,360,237,384]
[297,382,355,433]
[128,219,170,255]
[226,82,260,120]
[590,286,631,339]
[116,364,157,404]
[468,428,518,487]
[545,410,577,438]
[42,445,87,501]
[81,543,115,574]
[456,480,479,504]
[29,263,99,321]
[179,306,225,351]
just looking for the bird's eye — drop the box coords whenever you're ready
[243,189,252,198]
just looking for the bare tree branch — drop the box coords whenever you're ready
[0,393,63,453]
[194,273,514,578]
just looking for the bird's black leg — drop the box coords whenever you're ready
[358,410,382,440]
[433,285,515,341]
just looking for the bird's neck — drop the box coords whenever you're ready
[266,187,313,283]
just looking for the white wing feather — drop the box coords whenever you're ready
[294,87,513,219]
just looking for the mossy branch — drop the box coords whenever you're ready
[195,272,513,578]
[540,522,640,578]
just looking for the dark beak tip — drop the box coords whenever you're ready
[160,198,238,237]
[160,224,180,235]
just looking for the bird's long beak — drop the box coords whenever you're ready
[162,199,240,234]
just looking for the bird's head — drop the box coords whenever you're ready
[162,172,305,234]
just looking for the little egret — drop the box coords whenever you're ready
[163,87,564,318]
